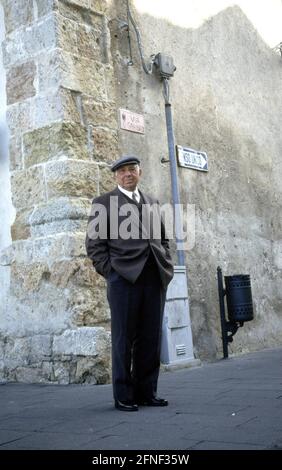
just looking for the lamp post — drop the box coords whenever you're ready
[153,54,197,368]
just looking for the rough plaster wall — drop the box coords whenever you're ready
[109,1,282,360]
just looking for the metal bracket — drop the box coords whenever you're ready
[226,321,243,343]
[118,20,129,31]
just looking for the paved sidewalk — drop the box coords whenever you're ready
[0,347,281,450]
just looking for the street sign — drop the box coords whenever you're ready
[119,108,145,134]
[176,145,208,172]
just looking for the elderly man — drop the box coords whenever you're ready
[86,156,173,411]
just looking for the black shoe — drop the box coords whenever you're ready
[115,400,138,411]
[137,397,168,407]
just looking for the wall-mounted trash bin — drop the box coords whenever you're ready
[224,274,254,323]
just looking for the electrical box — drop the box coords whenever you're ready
[154,53,176,78]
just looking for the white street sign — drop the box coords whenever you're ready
[177,145,208,172]
[119,108,145,134]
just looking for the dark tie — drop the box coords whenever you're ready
[132,192,138,203]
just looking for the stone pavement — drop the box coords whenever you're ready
[0,347,281,450]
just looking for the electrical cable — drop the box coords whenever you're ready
[126,0,155,74]
[273,42,282,57]
[126,3,134,65]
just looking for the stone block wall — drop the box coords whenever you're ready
[0,0,117,383]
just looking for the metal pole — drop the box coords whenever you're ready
[163,78,185,266]
[217,266,229,358]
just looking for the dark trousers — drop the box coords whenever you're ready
[107,256,166,402]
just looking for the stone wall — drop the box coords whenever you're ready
[0,0,117,383]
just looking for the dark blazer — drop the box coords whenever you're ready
[85,187,174,288]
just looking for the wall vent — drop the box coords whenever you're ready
[176,344,186,356]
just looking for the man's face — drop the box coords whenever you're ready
[114,164,142,191]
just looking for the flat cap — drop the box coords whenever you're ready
[111,155,140,172]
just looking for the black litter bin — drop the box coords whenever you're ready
[224,274,254,322]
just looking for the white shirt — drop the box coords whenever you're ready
[118,185,140,203]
